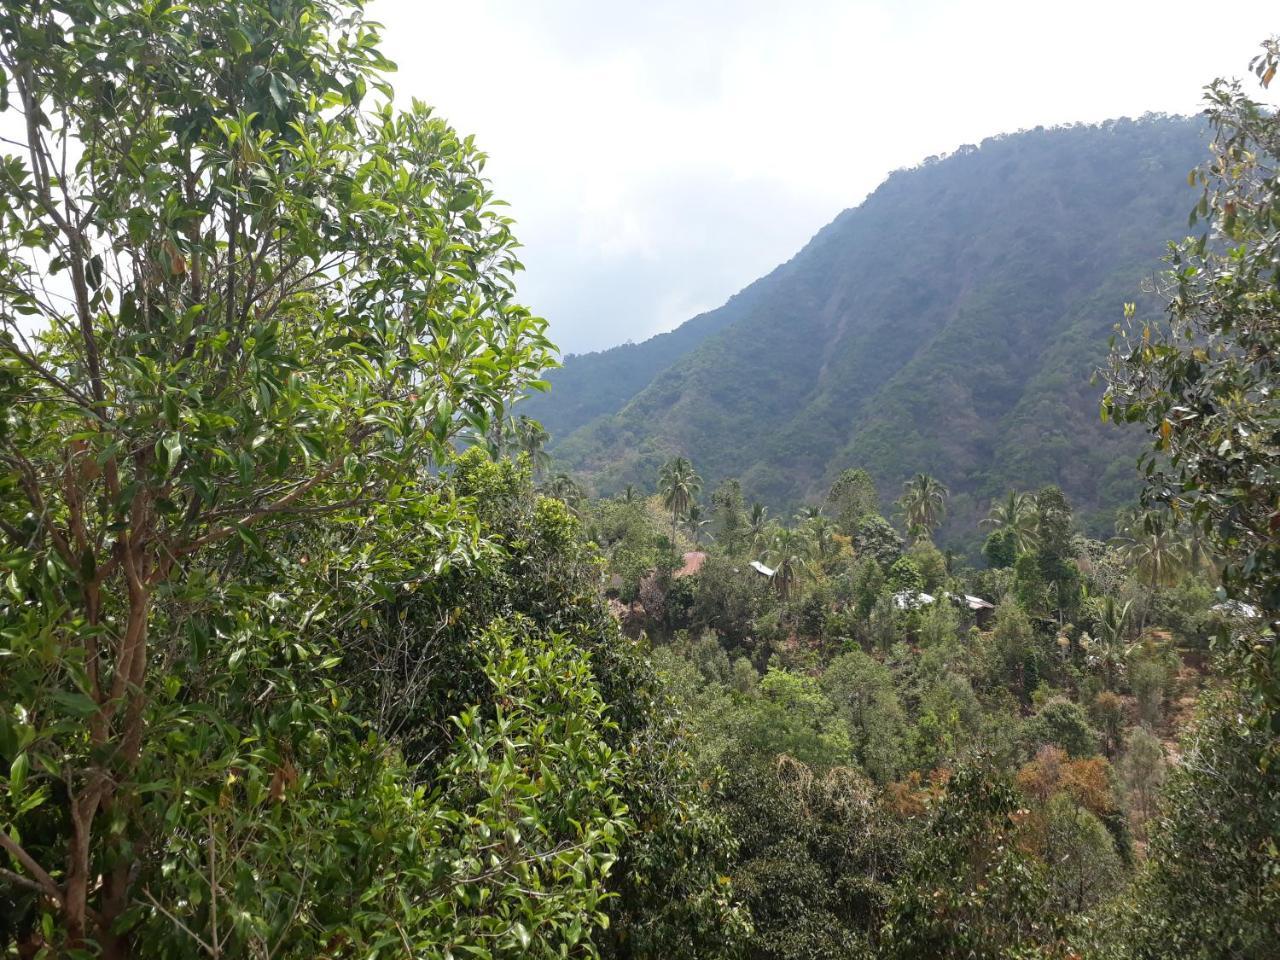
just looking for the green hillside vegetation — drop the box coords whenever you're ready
[1,3,1277,959]
[540,117,1211,546]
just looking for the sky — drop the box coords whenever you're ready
[372,1,1275,355]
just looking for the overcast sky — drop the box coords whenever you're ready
[373,1,1274,355]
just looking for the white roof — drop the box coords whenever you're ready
[893,590,935,610]
[750,560,775,577]
[1211,600,1261,619]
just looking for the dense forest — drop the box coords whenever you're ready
[527,116,1212,544]
[0,2,1277,959]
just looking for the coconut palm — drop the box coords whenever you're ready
[658,456,702,544]
[747,503,770,553]
[514,415,551,478]
[685,503,712,548]
[982,490,1039,553]
[1089,596,1133,689]
[804,514,838,563]
[766,526,811,601]
[898,473,949,540]
[1112,511,1189,632]
[542,472,584,513]
[620,483,640,504]
[1112,511,1188,591]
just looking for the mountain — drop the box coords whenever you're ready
[530,116,1210,543]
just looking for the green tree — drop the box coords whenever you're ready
[0,0,554,950]
[1112,509,1188,592]
[852,514,903,569]
[1122,691,1280,959]
[827,467,880,535]
[1119,725,1165,841]
[897,473,949,540]
[881,761,1060,959]
[684,503,712,548]
[981,490,1039,553]
[1102,39,1280,708]
[747,502,770,554]
[514,414,552,478]
[710,478,747,554]
[765,526,809,601]
[658,456,702,545]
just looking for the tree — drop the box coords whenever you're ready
[881,761,1061,959]
[513,414,552,478]
[710,478,746,554]
[1102,39,1280,709]
[1024,698,1100,759]
[897,473,949,540]
[543,471,585,511]
[802,513,838,566]
[684,503,711,548]
[1122,691,1280,958]
[765,526,809,601]
[1119,725,1165,841]
[827,467,880,535]
[658,456,702,545]
[747,502,770,554]
[981,491,1039,553]
[1112,509,1188,592]
[851,514,903,569]
[0,1,555,950]
[982,527,1018,569]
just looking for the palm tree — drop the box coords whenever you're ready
[1112,511,1188,632]
[1090,596,1133,690]
[795,505,823,522]
[658,456,702,544]
[1112,511,1188,590]
[620,483,639,504]
[804,514,838,563]
[982,490,1039,553]
[685,503,712,548]
[543,473,584,513]
[898,473,949,540]
[766,526,811,601]
[747,503,770,553]
[514,415,551,478]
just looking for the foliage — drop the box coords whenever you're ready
[1103,43,1280,709]
[1120,691,1280,959]
[828,468,880,535]
[1024,698,1101,759]
[897,473,949,541]
[880,761,1061,959]
[0,0,559,949]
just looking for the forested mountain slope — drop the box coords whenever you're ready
[538,116,1210,540]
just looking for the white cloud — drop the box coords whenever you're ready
[372,0,1276,352]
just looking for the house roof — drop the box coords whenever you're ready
[674,551,708,578]
[893,590,935,610]
[1211,599,1261,619]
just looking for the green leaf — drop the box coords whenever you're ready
[9,751,28,793]
[51,691,99,717]
[268,74,288,111]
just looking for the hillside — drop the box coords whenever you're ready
[536,116,1210,542]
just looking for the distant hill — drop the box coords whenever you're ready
[530,116,1210,544]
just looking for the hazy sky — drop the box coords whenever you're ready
[373,1,1275,355]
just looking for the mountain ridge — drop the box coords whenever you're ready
[531,115,1209,544]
